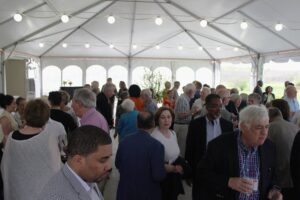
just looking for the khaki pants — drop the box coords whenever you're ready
[174,124,189,157]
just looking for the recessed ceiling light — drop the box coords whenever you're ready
[155,45,160,50]
[107,15,115,24]
[275,23,283,31]
[109,44,114,48]
[178,45,183,50]
[132,44,137,49]
[85,43,90,48]
[13,13,22,22]
[39,43,44,48]
[234,47,239,52]
[216,47,221,51]
[61,15,69,23]
[62,43,68,48]
[240,21,248,30]
[198,46,203,51]
[155,16,163,26]
[200,19,208,28]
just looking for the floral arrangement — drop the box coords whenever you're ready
[62,80,73,86]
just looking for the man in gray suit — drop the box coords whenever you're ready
[268,107,298,199]
[39,125,112,200]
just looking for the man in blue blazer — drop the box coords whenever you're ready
[39,125,112,200]
[115,111,166,200]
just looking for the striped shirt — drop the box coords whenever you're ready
[237,133,260,200]
[174,94,191,124]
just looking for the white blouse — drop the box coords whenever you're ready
[151,127,180,163]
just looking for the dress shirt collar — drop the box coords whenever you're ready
[66,163,92,192]
[237,132,258,153]
[205,116,220,126]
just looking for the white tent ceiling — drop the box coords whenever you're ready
[1,0,300,60]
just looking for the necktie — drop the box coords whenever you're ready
[210,120,214,126]
[89,185,100,200]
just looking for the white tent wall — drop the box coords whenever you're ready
[2,52,300,96]
[41,57,214,92]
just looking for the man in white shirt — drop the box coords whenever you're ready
[39,125,112,200]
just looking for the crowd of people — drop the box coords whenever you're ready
[0,78,299,200]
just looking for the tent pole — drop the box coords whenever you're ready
[128,1,137,57]
[0,50,4,93]
[128,57,132,85]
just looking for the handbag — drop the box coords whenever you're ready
[172,156,192,180]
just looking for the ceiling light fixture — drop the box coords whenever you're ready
[178,45,183,50]
[198,46,203,51]
[155,45,160,50]
[216,47,221,51]
[275,23,283,31]
[39,43,44,48]
[109,44,114,48]
[200,19,208,28]
[61,14,69,23]
[13,13,23,22]
[132,44,137,49]
[234,47,239,52]
[155,16,163,26]
[240,21,248,30]
[85,43,90,48]
[107,15,115,24]
[62,43,68,48]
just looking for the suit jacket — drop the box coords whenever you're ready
[198,132,277,200]
[268,117,298,188]
[115,130,166,200]
[96,92,113,127]
[38,164,101,200]
[291,130,300,199]
[185,116,233,180]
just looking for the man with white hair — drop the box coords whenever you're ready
[117,99,139,141]
[141,88,157,114]
[191,86,211,118]
[72,88,109,133]
[97,84,115,129]
[198,105,282,200]
[174,83,198,156]
[248,93,262,105]
[284,85,299,116]
[197,87,232,121]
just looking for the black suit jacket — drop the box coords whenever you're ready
[291,130,300,198]
[96,92,113,127]
[198,132,277,200]
[185,116,233,180]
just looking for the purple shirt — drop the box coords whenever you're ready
[237,133,260,200]
[80,108,109,134]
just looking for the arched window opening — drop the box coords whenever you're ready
[42,65,61,95]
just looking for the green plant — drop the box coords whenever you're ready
[142,69,164,102]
